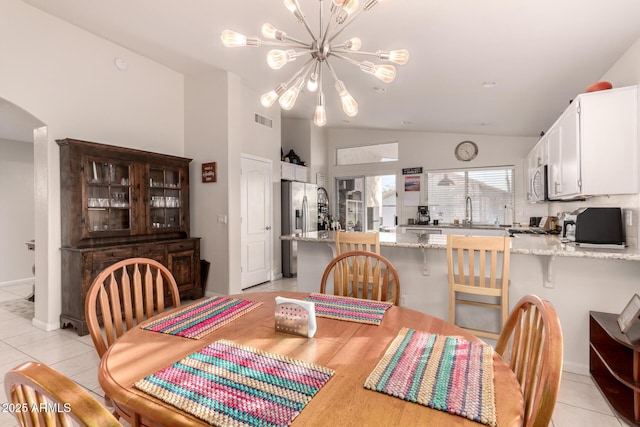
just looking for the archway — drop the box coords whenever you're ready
[0,97,47,327]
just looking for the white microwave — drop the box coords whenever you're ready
[530,164,549,202]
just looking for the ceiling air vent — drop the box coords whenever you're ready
[254,113,273,128]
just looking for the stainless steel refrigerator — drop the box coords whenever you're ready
[282,181,317,277]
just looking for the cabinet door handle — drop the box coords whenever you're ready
[111,253,117,257]
[266,226,272,230]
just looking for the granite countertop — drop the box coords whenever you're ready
[280,231,640,261]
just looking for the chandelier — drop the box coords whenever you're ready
[221,0,409,127]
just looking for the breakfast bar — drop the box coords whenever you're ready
[281,231,640,375]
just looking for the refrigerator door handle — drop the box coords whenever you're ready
[302,195,308,233]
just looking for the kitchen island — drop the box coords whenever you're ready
[281,231,640,375]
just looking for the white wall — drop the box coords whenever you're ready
[184,70,230,296]
[0,138,34,285]
[186,71,283,295]
[236,81,283,281]
[326,128,544,226]
[0,0,184,330]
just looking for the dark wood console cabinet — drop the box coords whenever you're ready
[58,138,202,335]
[589,311,640,425]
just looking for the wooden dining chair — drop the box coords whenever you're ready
[447,234,510,340]
[320,250,400,305]
[495,295,563,427]
[85,257,181,358]
[4,361,121,427]
[335,231,380,255]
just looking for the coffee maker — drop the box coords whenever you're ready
[417,205,430,225]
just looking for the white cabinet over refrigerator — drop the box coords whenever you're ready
[281,181,317,277]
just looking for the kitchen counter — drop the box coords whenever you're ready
[281,231,640,261]
[282,230,640,377]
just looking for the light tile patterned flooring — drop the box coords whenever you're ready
[0,278,631,426]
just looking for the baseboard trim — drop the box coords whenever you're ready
[31,317,60,332]
[0,278,34,288]
[562,361,589,377]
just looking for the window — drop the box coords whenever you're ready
[336,141,398,166]
[426,167,515,225]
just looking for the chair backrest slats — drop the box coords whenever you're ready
[495,295,563,427]
[335,231,380,255]
[132,263,144,324]
[106,273,124,339]
[5,361,121,427]
[143,265,155,318]
[320,251,400,305]
[155,268,165,313]
[97,286,116,349]
[85,258,181,358]
[120,267,133,331]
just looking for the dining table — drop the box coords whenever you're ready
[98,291,524,427]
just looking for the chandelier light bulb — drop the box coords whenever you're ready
[221,30,246,47]
[307,73,319,92]
[314,93,327,127]
[260,83,287,108]
[342,0,360,15]
[359,61,396,83]
[279,77,305,110]
[267,49,296,70]
[373,64,397,83]
[335,80,358,117]
[377,49,409,65]
[283,0,298,13]
[262,23,286,41]
[348,37,362,51]
[283,0,304,21]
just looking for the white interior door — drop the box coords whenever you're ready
[241,155,272,289]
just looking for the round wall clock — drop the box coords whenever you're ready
[454,140,478,161]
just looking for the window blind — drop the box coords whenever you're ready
[426,167,515,225]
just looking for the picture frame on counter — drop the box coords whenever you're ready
[617,293,640,333]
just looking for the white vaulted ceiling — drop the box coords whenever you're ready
[8,0,640,139]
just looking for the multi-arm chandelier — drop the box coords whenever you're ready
[221,0,409,127]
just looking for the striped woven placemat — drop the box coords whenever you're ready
[142,296,262,339]
[305,293,392,325]
[135,340,334,427]
[365,327,497,426]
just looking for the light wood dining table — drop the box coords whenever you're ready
[99,291,524,426]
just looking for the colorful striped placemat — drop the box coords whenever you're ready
[365,327,497,426]
[305,293,393,325]
[142,296,262,339]
[135,340,335,427]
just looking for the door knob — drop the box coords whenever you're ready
[266,226,272,230]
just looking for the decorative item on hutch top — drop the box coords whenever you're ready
[221,0,409,127]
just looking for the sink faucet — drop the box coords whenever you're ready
[464,196,472,225]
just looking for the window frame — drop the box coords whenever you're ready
[425,165,515,225]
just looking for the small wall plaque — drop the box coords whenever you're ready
[202,162,216,183]
[402,167,423,175]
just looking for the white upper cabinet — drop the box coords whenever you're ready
[545,85,638,200]
[281,161,308,182]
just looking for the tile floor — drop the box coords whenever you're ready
[0,278,631,426]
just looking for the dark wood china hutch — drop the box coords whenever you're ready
[58,138,201,335]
